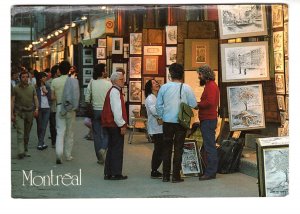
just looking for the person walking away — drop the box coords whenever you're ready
[197,64,220,181]
[85,63,112,164]
[51,61,79,164]
[145,79,163,179]
[156,63,198,183]
[101,72,128,180]
[11,71,39,159]
[36,72,51,150]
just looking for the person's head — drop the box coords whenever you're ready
[11,70,18,80]
[145,79,160,98]
[37,72,47,87]
[69,65,78,76]
[196,64,215,86]
[50,64,59,78]
[44,68,50,74]
[93,63,106,80]
[58,61,71,75]
[169,63,184,81]
[110,72,124,88]
[19,71,30,85]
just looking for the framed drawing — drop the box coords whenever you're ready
[143,46,162,56]
[147,29,163,44]
[83,48,93,57]
[166,67,171,83]
[143,56,158,75]
[166,25,177,45]
[96,47,106,59]
[143,77,153,89]
[98,38,106,47]
[272,5,283,28]
[129,57,142,78]
[154,77,165,86]
[275,73,285,94]
[123,43,129,58]
[83,76,92,86]
[256,136,289,197]
[283,4,288,22]
[129,81,142,102]
[218,5,267,39]
[83,68,93,77]
[284,22,288,56]
[112,37,123,54]
[274,51,284,71]
[277,95,285,111]
[128,104,141,125]
[280,112,287,126]
[285,96,289,119]
[112,63,127,83]
[227,84,265,131]
[130,33,142,55]
[98,59,106,64]
[273,31,283,52]
[83,56,93,65]
[285,60,289,94]
[166,46,177,66]
[181,140,202,175]
[221,41,270,82]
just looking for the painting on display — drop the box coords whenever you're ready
[143,56,158,75]
[83,76,92,86]
[227,84,265,131]
[129,57,142,78]
[285,96,289,119]
[130,33,142,55]
[280,112,287,127]
[112,63,127,83]
[112,37,123,54]
[166,25,177,45]
[272,5,283,28]
[256,136,289,197]
[284,22,288,56]
[83,68,93,77]
[283,4,288,22]
[274,51,284,71]
[166,46,177,65]
[129,81,142,103]
[97,60,106,64]
[221,41,269,82]
[273,31,283,52]
[143,46,162,56]
[181,141,202,175]
[128,105,141,126]
[218,5,267,39]
[96,47,106,59]
[277,95,286,111]
[83,48,93,57]
[83,57,93,66]
[98,39,106,47]
[275,73,285,94]
[285,60,289,94]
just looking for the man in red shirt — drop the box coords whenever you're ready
[197,65,220,180]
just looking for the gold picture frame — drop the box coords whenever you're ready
[143,56,158,75]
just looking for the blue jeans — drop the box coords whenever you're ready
[200,119,218,176]
[92,110,108,159]
[37,108,50,146]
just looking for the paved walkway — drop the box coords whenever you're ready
[11,117,259,198]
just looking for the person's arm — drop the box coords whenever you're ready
[155,89,164,119]
[185,85,198,109]
[51,82,56,101]
[147,95,159,118]
[110,88,126,127]
[198,85,216,109]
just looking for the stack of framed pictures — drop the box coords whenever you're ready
[181,140,203,176]
[256,136,289,197]
[82,48,94,89]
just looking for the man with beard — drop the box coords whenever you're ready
[197,64,220,181]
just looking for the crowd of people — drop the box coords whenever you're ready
[11,61,220,183]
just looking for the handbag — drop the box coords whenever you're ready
[178,83,194,129]
[85,80,94,118]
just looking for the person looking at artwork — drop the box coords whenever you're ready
[196,64,220,181]
[85,63,112,164]
[68,65,78,79]
[145,79,163,179]
[156,63,198,183]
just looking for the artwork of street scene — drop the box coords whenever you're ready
[222,42,269,82]
[181,142,201,175]
[263,147,289,197]
[219,5,267,39]
[227,84,265,131]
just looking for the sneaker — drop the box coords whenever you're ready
[151,170,163,179]
[66,156,74,161]
[37,145,43,150]
[42,145,48,150]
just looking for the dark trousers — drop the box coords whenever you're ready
[151,134,163,172]
[37,108,50,146]
[49,112,57,145]
[104,127,124,176]
[92,110,108,159]
[162,122,187,178]
[200,119,218,176]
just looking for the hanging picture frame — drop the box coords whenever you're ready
[166,46,177,65]
[83,68,93,77]
[274,51,284,71]
[129,57,142,78]
[218,5,267,39]
[277,95,286,111]
[284,22,288,56]
[166,67,171,83]
[129,81,142,102]
[165,25,177,45]
[112,37,123,54]
[83,48,93,57]
[285,60,289,94]
[128,104,141,125]
[143,56,158,75]
[227,84,265,131]
[275,73,285,94]
[123,43,129,58]
[83,56,93,65]
[96,47,106,59]
[221,41,270,82]
[83,76,92,86]
[143,46,163,56]
[98,38,106,47]
[130,33,142,55]
[97,59,106,64]
[273,31,283,52]
[272,5,283,28]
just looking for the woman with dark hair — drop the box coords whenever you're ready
[145,79,163,179]
[85,63,112,164]
[36,72,51,150]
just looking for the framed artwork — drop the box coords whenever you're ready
[227,84,265,131]
[129,81,142,103]
[283,4,288,22]
[256,136,289,197]
[128,104,141,125]
[83,48,93,57]
[188,21,217,39]
[147,29,163,44]
[154,77,165,87]
[112,37,123,54]
[176,43,184,65]
[143,56,158,75]
[272,5,283,28]
[277,95,285,111]
[143,46,162,56]
[284,22,288,56]
[83,76,92,86]
[129,57,142,78]
[98,38,106,47]
[285,96,289,119]
[218,5,267,39]
[98,59,106,64]
[166,25,177,45]
[273,31,283,52]
[83,56,93,65]
[221,41,270,82]
[130,33,142,55]
[181,140,202,175]
[112,63,127,83]
[166,46,177,65]
[166,67,171,83]
[274,51,284,71]
[280,112,287,127]
[83,68,93,77]
[123,43,129,58]
[143,77,153,89]
[275,73,285,94]
[142,90,145,105]
[96,47,106,59]
[285,60,289,94]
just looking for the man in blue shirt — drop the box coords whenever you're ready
[156,63,197,183]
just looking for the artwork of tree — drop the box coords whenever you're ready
[273,150,289,182]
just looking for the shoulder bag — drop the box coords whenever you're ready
[178,83,194,129]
